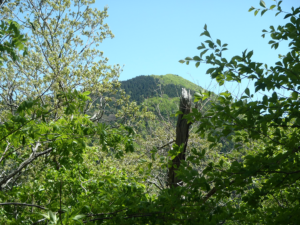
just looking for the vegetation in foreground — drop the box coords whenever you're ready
[0,0,300,224]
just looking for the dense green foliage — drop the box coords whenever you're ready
[1,0,300,224]
[174,1,300,224]
[0,0,145,224]
[0,19,27,65]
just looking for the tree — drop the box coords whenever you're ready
[0,1,143,224]
[173,1,300,224]
[0,0,121,117]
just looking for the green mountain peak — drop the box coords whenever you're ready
[150,74,203,92]
[121,74,203,104]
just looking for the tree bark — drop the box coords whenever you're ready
[168,88,191,188]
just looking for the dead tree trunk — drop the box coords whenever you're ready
[168,88,191,188]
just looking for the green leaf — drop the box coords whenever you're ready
[193,56,200,61]
[200,30,211,38]
[206,68,215,74]
[248,6,255,12]
[261,9,268,16]
[194,92,202,99]
[284,14,292,19]
[175,110,183,116]
[82,91,90,96]
[245,88,250,96]
[200,49,208,57]
[73,214,86,221]
[292,92,298,100]
[194,92,203,102]
[195,61,200,68]
[260,0,266,8]
[197,43,206,50]
[247,50,253,59]
[254,9,259,16]
[216,39,221,46]
[40,212,50,220]
[49,211,58,223]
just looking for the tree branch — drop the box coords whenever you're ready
[0,143,52,189]
[0,202,47,210]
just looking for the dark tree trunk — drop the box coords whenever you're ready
[168,88,191,188]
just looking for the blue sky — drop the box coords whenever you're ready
[94,0,297,96]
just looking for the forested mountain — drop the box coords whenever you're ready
[120,74,202,104]
[100,74,203,120]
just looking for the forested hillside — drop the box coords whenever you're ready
[120,74,202,104]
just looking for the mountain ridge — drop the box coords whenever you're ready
[120,74,203,104]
